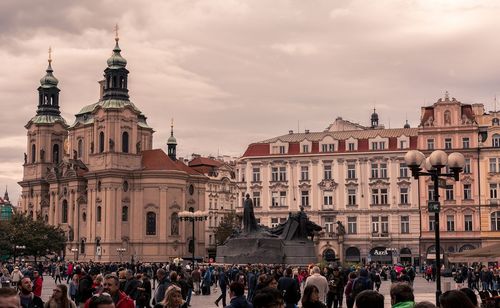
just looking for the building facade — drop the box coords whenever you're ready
[188,156,238,260]
[417,93,484,264]
[238,116,421,265]
[476,109,500,248]
[18,37,209,262]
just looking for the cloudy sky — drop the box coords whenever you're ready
[2,0,500,202]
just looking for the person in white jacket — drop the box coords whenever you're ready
[10,266,23,287]
[304,266,329,304]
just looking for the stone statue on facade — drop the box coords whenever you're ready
[73,150,77,160]
[90,142,94,154]
[243,193,259,233]
[336,221,346,236]
[109,138,115,152]
[24,153,27,164]
[171,214,179,235]
[40,149,45,162]
[136,141,142,153]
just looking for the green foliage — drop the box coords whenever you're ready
[214,211,241,245]
[0,212,66,259]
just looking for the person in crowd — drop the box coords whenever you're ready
[53,264,62,285]
[77,269,99,307]
[224,282,252,308]
[246,268,257,303]
[413,302,436,308]
[66,263,74,284]
[256,274,278,291]
[154,285,186,308]
[305,267,328,304]
[154,269,170,305]
[354,290,384,308]
[69,275,79,302]
[439,290,475,308]
[202,267,212,296]
[278,268,300,308]
[123,270,141,302]
[326,267,344,308]
[190,268,201,296]
[344,272,357,308]
[0,287,21,308]
[215,268,229,307]
[88,275,133,308]
[32,272,43,298]
[252,287,283,308]
[44,284,77,308]
[390,283,414,308]
[136,274,152,308]
[93,275,105,295]
[87,294,114,308]
[18,277,43,308]
[459,288,478,307]
[302,285,327,308]
[350,269,373,305]
[11,266,23,288]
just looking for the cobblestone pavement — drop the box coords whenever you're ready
[38,274,457,307]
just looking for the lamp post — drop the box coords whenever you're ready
[178,208,208,265]
[13,245,26,264]
[116,248,126,263]
[71,248,78,261]
[404,149,465,306]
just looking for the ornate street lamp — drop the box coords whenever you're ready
[13,245,26,264]
[116,248,126,263]
[70,248,78,261]
[179,208,208,265]
[405,149,465,306]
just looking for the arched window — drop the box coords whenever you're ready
[345,247,361,262]
[96,206,102,222]
[493,134,500,148]
[491,211,500,231]
[31,144,36,163]
[171,213,179,235]
[62,200,68,223]
[146,212,156,235]
[493,118,499,126]
[53,144,60,164]
[122,132,129,153]
[323,249,336,262]
[99,132,105,153]
[122,206,128,222]
[77,139,83,158]
[444,110,451,125]
[113,76,117,88]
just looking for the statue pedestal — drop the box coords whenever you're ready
[216,236,318,265]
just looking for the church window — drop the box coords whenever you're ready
[99,132,105,153]
[146,212,156,235]
[96,206,102,222]
[122,206,128,222]
[77,139,83,158]
[122,132,129,153]
[53,144,60,164]
[31,144,36,163]
[62,200,68,223]
[113,76,117,88]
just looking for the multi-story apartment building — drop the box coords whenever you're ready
[188,156,238,259]
[476,110,500,247]
[238,115,421,265]
[417,93,484,264]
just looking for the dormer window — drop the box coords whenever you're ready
[302,144,309,153]
[321,144,335,152]
[348,142,355,151]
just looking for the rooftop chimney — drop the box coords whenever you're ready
[289,130,294,134]
[305,129,310,134]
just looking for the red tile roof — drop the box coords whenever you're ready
[188,157,223,168]
[141,149,203,175]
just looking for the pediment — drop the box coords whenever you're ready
[318,179,338,191]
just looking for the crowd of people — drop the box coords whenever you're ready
[0,260,497,308]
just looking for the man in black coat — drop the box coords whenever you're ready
[277,268,300,308]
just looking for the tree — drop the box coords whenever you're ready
[0,212,66,261]
[214,211,241,245]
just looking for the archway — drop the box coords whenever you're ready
[345,247,360,263]
[323,249,336,262]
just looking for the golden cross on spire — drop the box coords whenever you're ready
[48,46,52,63]
[170,118,174,136]
[114,23,119,41]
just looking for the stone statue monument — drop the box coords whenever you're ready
[243,193,259,233]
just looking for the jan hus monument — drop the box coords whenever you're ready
[216,193,322,264]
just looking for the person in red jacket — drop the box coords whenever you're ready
[32,271,43,298]
[85,275,134,308]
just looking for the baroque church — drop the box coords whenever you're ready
[18,35,208,262]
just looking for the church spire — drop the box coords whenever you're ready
[4,186,9,202]
[102,24,130,101]
[167,118,177,160]
[37,47,61,116]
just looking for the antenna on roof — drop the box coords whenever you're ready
[495,95,497,113]
[297,120,300,134]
